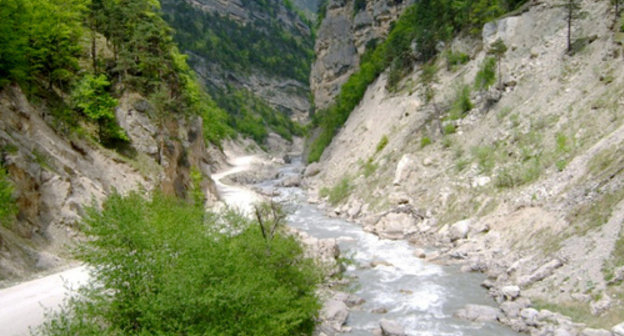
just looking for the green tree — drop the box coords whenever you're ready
[71,74,127,145]
[488,38,508,88]
[559,0,582,54]
[0,0,30,87]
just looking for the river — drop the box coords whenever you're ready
[255,159,521,336]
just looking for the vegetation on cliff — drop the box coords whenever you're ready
[307,0,526,162]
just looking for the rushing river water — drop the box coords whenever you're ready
[256,161,521,336]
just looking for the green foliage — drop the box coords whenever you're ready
[0,167,17,228]
[420,136,432,148]
[445,50,470,70]
[472,144,497,173]
[376,135,389,153]
[0,0,84,89]
[71,74,128,146]
[320,177,352,205]
[215,88,303,144]
[474,56,497,90]
[443,123,457,135]
[353,0,366,13]
[448,84,473,120]
[35,192,321,336]
[161,0,313,84]
[421,62,438,102]
[359,157,378,177]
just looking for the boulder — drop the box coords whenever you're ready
[413,248,426,259]
[321,300,349,331]
[374,212,415,240]
[581,328,612,336]
[554,328,576,336]
[518,259,564,287]
[304,162,321,177]
[519,308,539,327]
[613,322,624,336]
[380,319,405,336]
[455,304,501,322]
[590,296,611,316]
[280,175,301,187]
[393,154,416,185]
[501,285,521,300]
[449,219,472,241]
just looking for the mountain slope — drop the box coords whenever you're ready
[306,0,624,333]
[161,0,314,140]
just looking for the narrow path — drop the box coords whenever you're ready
[0,266,89,336]
[0,153,262,336]
[211,153,265,215]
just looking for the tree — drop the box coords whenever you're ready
[488,38,507,88]
[560,0,582,54]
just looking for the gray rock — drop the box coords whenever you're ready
[519,308,539,326]
[455,304,501,322]
[554,328,576,336]
[500,301,525,318]
[590,296,611,316]
[518,259,564,287]
[581,328,612,336]
[280,175,301,187]
[393,154,416,185]
[413,248,426,259]
[380,319,405,336]
[613,322,624,336]
[321,300,349,331]
[304,162,321,177]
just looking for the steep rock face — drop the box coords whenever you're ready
[162,0,313,122]
[311,0,412,110]
[0,86,217,282]
[307,0,624,331]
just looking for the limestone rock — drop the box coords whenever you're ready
[518,259,563,287]
[449,219,472,241]
[455,304,501,322]
[393,154,416,185]
[613,322,624,336]
[280,175,301,187]
[304,162,321,177]
[321,300,349,331]
[581,328,612,336]
[501,285,521,300]
[379,319,405,336]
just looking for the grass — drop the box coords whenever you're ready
[420,136,432,148]
[567,188,624,237]
[376,135,389,153]
[443,123,457,135]
[532,296,624,329]
[359,157,378,178]
[320,177,353,206]
[588,145,623,176]
[471,145,497,174]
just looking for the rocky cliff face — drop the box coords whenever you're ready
[0,86,218,282]
[307,0,624,333]
[311,0,412,110]
[162,0,314,122]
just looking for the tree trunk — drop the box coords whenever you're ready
[91,31,97,73]
[567,1,572,53]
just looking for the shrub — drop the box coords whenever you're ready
[472,145,496,173]
[448,84,473,120]
[443,123,456,135]
[445,50,470,70]
[35,192,321,336]
[420,136,432,148]
[474,56,497,90]
[359,158,378,177]
[320,177,352,205]
[376,135,389,153]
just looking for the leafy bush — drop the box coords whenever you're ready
[376,135,389,153]
[474,56,497,90]
[0,167,17,228]
[472,145,497,173]
[359,158,378,177]
[443,123,457,135]
[320,177,352,205]
[35,192,321,336]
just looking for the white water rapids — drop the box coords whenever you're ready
[256,160,521,336]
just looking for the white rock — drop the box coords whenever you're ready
[321,300,349,330]
[413,248,426,259]
[613,322,624,336]
[501,285,521,300]
[455,304,501,322]
[393,154,416,185]
[582,328,613,336]
[304,162,321,177]
[380,319,405,336]
[449,219,472,241]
